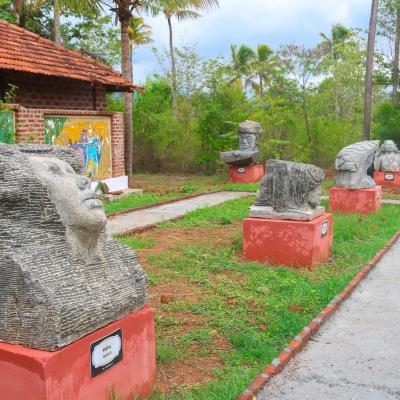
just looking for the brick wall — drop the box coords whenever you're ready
[10,105,125,179]
[4,71,107,111]
[110,112,125,178]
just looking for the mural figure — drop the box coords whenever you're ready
[44,116,112,181]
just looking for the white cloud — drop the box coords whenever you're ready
[133,0,372,83]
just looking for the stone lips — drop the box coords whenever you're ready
[0,144,148,351]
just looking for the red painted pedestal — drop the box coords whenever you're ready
[373,171,400,189]
[243,214,333,268]
[229,164,265,184]
[0,305,156,400]
[329,186,382,214]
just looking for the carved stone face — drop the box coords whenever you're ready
[239,133,257,151]
[381,140,398,153]
[307,187,321,208]
[29,156,107,232]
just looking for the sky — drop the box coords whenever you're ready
[133,0,373,83]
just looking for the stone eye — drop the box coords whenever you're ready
[46,163,62,176]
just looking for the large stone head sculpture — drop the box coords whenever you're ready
[250,160,325,221]
[374,140,400,172]
[335,140,380,189]
[220,120,264,166]
[0,144,147,351]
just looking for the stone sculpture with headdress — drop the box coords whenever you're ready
[0,144,148,351]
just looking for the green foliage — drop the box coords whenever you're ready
[374,101,400,145]
[119,198,400,399]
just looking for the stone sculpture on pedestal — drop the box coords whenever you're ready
[0,144,155,400]
[335,140,380,189]
[249,159,325,221]
[374,140,400,172]
[220,120,263,166]
[243,159,333,268]
[330,140,382,214]
[220,120,265,183]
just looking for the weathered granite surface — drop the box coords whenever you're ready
[249,160,325,221]
[220,120,264,166]
[0,144,148,351]
[335,140,379,189]
[374,140,400,172]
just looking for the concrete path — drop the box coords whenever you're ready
[107,191,252,235]
[321,195,400,204]
[258,238,400,400]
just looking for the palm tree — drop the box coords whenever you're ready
[364,0,379,140]
[246,44,277,98]
[109,0,174,185]
[230,44,256,88]
[145,0,219,117]
[320,23,353,59]
[128,16,153,56]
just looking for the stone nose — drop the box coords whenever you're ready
[77,175,91,190]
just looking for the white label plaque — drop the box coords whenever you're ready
[321,221,329,238]
[384,174,395,181]
[90,329,122,377]
[237,167,246,174]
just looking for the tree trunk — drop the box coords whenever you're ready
[53,0,62,44]
[392,5,400,104]
[363,0,379,140]
[167,16,178,118]
[120,14,134,186]
[259,74,264,98]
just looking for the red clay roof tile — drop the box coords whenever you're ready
[0,19,143,92]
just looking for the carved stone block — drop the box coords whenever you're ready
[374,140,400,172]
[220,120,264,166]
[0,144,148,351]
[250,159,325,221]
[335,140,379,189]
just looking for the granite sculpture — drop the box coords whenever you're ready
[0,144,148,351]
[220,120,264,166]
[374,140,400,172]
[249,159,325,220]
[335,140,380,189]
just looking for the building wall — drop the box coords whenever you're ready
[11,105,125,179]
[3,71,107,111]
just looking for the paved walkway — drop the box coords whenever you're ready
[258,238,400,400]
[107,191,252,235]
[321,195,400,204]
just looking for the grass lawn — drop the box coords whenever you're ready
[117,197,400,400]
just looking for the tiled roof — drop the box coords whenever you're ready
[0,19,142,92]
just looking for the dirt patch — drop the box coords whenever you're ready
[156,334,230,396]
[129,224,239,397]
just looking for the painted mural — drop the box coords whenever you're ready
[44,116,112,181]
[0,110,15,144]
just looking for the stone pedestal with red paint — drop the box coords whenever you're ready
[373,171,400,189]
[243,214,333,268]
[229,164,265,184]
[329,186,382,214]
[0,305,156,400]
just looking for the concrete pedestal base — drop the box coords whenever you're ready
[229,164,265,184]
[0,305,156,400]
[243,214,333,268]
[373,171,400,189]
[329,186,382,214]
